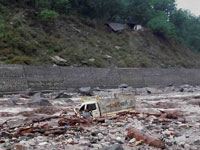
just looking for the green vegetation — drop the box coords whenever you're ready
[40,9,59,22]
[0,0,199,52]
[171,10,200,51]
[147,11,175,36]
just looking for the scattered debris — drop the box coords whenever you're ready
[0,85,200,150]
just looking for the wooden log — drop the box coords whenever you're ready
[126,128,165,149]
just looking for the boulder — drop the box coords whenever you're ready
[5,95,20,106]
[7,119,24,128]
[55,91,72,99]
[118,84,129,88]
[14,144,26,150]
[51,56,67,63]
[28,93,52,106]
[25,88,34,96]
[79,87,93,96]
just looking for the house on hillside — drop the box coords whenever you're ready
[105,23,143,33]
[105,23,128,32]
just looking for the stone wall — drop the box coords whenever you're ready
[0,65,199,92]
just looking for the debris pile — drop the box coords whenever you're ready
[0,86,200,150]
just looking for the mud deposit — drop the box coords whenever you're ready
[0,85,200,150]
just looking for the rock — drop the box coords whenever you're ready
[118,84,128,88]
[88,58,95,62]
[93,87,101,91]
[129,138,136,144]
[66,88,76,93]
[91,131,100,136]
[115,122,125,127]
[102,144,124,150]
[82,112,91,118]
[51,56,67,63]
[79,87,93,96]
[38,142,48,146]
[5,95,20,106]
[1,132,12,138]
[98,133,104,139]
[146,87,162,94]
[63,99,74,104]
[175,135,187,145]
[93,144,103,149]
[177,84,195,93]
[25,88,34,96]
[127,118,134,123]
[0,56,7,61]
[55,91,72,99]
[104,55,112,59]
[115,137,124,144]
[136,87,162,94]
[194,139,200,145]
[105,119,114,124]
[66,138,73,143]
[14,144,26,150]
[164,86,175,92]
[90,137,98,144]
[0,93,3,98]
[28,93,52,106]
[179,88,184,92]
[3,142,11,148]
[7,119,24,128]
[79,140,90,146]
[188,100,200,106]
[115,46,121,50]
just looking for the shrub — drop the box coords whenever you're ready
[7,56,32,65]
[40,9,59,22]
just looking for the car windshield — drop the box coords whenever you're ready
[80,105,85,111]
[86,103,97,111]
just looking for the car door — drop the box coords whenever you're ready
[86,103,100,117]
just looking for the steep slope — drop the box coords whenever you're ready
[0,4,200,68]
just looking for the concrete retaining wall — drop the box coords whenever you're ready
[0,65,200,92]
[0,65,28,92]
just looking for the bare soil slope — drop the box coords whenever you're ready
[1,4,200,68]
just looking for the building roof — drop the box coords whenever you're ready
[106,23,128,32]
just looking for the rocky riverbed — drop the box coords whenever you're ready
[0,85,200,150]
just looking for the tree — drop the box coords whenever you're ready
[69,0,123,20]
[147,11,175,36]
[125,0,153,24]
[150,0,176,17]
[171,9,200,51]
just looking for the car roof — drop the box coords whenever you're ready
[82,101,97,105]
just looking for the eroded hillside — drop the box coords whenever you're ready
[1,4,200,68]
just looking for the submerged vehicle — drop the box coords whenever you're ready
[75,92,136,118]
